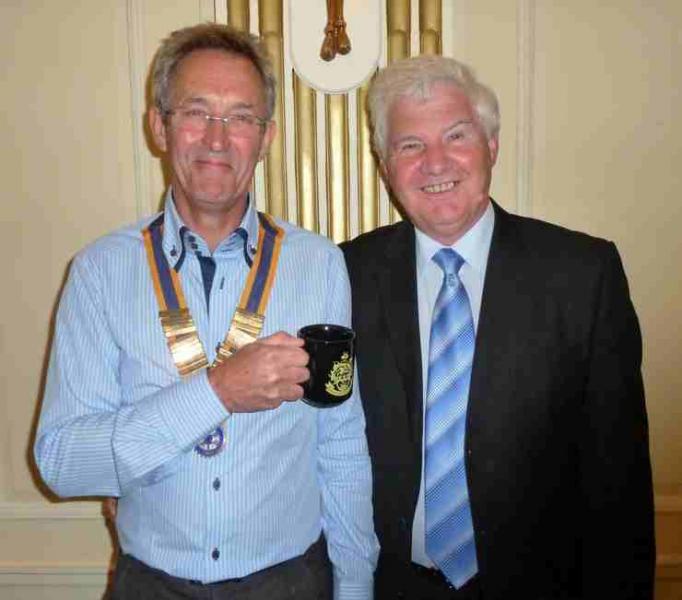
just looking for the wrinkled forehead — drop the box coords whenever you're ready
[387,81,477,125]
[169,49,268,105]
[171,49,263,86]
[396,78,472,107]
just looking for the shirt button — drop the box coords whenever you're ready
[211,548,220,560]
[212,477,221,491]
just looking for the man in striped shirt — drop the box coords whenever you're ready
[34,23,378,600]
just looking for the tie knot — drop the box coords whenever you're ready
[432,248,464,275]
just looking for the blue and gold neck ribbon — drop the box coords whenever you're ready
[142,212,285,377]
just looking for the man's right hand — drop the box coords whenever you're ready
[207,331,309,413]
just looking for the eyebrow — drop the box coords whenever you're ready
[177,96,210,106]
[445,119,475,131]
[390,134,423,147]
[390,119,475,143]
[227,101,259,113]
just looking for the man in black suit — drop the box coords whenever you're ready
[341,55,655,599]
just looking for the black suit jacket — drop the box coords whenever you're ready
[341,202,655,599]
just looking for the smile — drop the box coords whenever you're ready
[421,181,456,193]
[197,159,231,169]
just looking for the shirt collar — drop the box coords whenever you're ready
[161,188,259,271]
[415,200,495,279]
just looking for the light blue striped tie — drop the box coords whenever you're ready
[425,248,478,588]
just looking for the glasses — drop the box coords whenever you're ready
[165,107,268,138]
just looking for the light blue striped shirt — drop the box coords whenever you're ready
[35,192,379,599]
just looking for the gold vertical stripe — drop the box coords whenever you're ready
[293,74,319,233]
[357,81,378,234]
[259,1,287,220]
[226,0,249,30]
[325,94,350,243]
[386,0,411,223]
[419,0,442,55]
[387,0,411,63]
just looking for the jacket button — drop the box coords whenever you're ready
[211,548,220,560]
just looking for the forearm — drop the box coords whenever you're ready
[318,394,378,600]
[35,369,228,497]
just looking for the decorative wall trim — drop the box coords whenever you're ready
[227,0,249,30]
[125,0,152,218]
[0,562,108,587]
[655,493,682,580]
[419,0,441,55]
[656,494,682,513]
[0,502,101,521]
[357,81,379,235]
[294,74,319,232]
[385,0,411,226]
[325,94,351,242]
[657,555,682,582]
[260,1,288,219]
[515,0,535,217]
[658,554,682,567]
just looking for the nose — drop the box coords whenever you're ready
[203,117,230,152]
[421,142,449,175]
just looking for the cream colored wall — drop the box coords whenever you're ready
[0,1,211,597]
[1,1,680,598]
[444,1,682,594]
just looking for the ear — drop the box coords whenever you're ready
[258,120,277,161]
[377,157,394,193]
[378,156,389,181]
[149,107,168,153]
[487,134,499,166]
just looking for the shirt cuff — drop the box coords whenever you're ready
[155,369,229,450]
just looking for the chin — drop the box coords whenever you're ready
[194,188,236,203]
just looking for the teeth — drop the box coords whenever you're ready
[422,181,455,193]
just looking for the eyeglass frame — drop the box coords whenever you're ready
[163,107,270,135]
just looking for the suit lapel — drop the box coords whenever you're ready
[379,223,424,449]
[372,205,525,463]
[468,201,522,444]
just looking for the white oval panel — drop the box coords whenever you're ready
[288,0,382,94]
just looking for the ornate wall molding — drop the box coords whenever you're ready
[216,1,443,240]
[126,0,152,217]
[0,562,107,587]
[0,502,101,521]
[515,0,535,217]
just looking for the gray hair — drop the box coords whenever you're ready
[367,55,500,159]
[151,23,276,119]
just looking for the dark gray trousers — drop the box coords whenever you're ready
[110,536,332,600]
